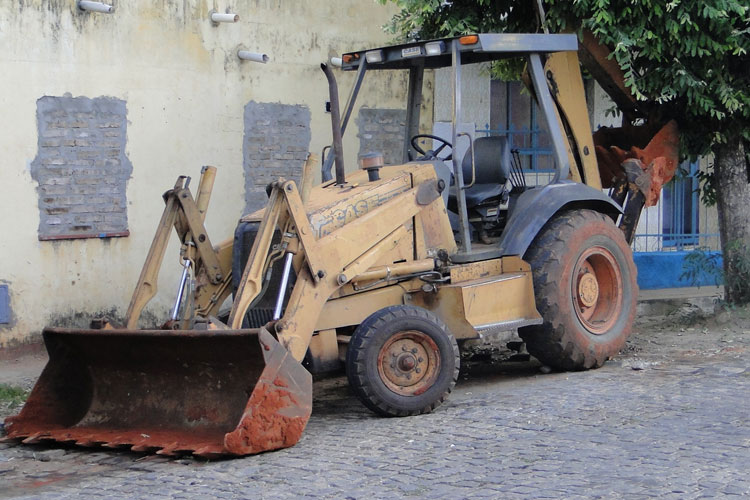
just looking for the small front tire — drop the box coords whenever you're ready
[346,305,459,417]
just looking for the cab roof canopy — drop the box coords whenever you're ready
[341,33,578,71]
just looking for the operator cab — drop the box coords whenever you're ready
[325,33,580,261]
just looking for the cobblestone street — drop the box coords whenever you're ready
[1,320,749,499]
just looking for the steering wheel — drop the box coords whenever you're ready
[410,134,453,161]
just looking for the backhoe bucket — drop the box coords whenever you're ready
[3,326,312,457]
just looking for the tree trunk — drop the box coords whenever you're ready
[714,136,750,304]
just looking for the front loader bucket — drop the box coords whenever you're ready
[3,326,312,458]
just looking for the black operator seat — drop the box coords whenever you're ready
[449,136,512,210]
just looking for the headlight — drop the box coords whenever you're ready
[365,50,384,64]
[425,41,445,56]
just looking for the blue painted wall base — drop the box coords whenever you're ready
[633,251,723,290]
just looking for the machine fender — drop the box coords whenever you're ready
[498,181,622,257]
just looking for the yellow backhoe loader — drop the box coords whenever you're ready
[4,33,678,457]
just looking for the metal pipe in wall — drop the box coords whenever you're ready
[210,11,239,23]
[78,1,113,13]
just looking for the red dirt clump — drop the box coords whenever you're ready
[223,378,309,455]
[594,120,679,206]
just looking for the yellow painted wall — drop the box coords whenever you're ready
[0,0,431,348]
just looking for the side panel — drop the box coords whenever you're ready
[498,182,623,257]
[450,259,503,283]
[315,284,406,331]
[410,257,541,340]
[409,271,540,339]
[411,162,457,259]
[457,272,540,330]
[317,258,539,341]
[407,287,476,339]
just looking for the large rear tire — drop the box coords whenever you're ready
[346,305,459,417]
[519,209,638,371]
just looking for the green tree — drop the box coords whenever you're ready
[381,0,750,303]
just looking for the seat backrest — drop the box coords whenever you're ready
[461,136,511,186]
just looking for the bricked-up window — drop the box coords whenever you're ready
[357,108,406,166]
[243,101,311,214]
[30,95,133,241]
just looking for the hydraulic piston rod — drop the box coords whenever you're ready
[273,253,294,320]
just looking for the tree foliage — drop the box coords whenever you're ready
[382,0,750,304]
[379,0,750,159]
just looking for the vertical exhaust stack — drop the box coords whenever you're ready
[321,63,346,185]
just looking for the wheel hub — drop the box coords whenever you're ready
[571,246,623,335]
[577,272,599,307]
[377,331,440,396]
[397,354,416,371]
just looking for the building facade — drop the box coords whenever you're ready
[1,4,718,351]
[0,0,434,350]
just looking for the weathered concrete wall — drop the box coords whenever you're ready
[30,95,132,239]
[0,0,405,349]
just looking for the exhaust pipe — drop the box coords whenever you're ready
[321,63,346,185]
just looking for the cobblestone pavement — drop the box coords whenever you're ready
[1,330,748,499]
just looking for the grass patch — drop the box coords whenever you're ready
[0,384,29,405]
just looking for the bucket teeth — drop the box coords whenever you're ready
[73,432,104,447]
[22,432,46,444]
[154,442,182,456]
[101,436,131,449]
[193,445,224,458]
[48,431,74,442]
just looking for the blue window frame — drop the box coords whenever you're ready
[481,81,555,173]
[662,160,700,248]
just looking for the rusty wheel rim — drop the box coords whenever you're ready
[572,246,623,335]
[377,331,440,396]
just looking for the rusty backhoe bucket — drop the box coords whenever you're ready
[3,326,312,457]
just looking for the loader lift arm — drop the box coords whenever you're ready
[125,167,233,329]
[230,177,444,360]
